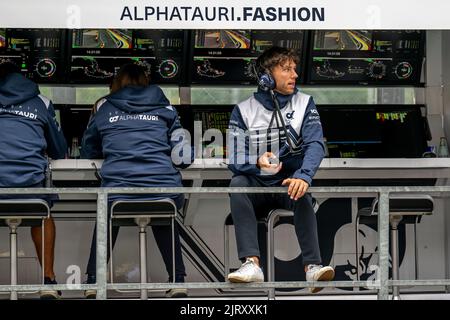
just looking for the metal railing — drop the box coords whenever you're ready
[1,186,450,300]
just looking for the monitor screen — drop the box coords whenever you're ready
[190,30,306,85]
[56,104,197,154]
[307,30,424,85]
[55,104,93,152]
[318,105,428,158]
[313,30,373,51]
[194,108,232,135]
[190,105,234,158]
[195,30,251,49]
[0,29,5,49]
[0,29,66,83]
[72,29,132,49]
[68,29,186,84]
[55,104,234,159]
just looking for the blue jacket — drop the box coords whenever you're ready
[0,73,67,187]
[228,88,325,186]
[81,85,192,201]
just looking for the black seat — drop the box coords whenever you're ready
[355,194,433,300]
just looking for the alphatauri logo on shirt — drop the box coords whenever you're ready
[109,114,159,123]
[286,111,295,119]
[0,106,38,120]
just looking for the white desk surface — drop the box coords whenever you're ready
[51,158,450,180]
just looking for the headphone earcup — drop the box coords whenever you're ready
[259,72,276,91]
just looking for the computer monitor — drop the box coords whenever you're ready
[68,29,187,84]
[55,104,93,150]
[318,104,429,158]
[307,30,425,85]
[0,29,5,49]
[189,105,234,158]
[56,104,203,157]
[189,30,306,85]
[0,28,66,83]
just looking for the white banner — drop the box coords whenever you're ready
[0,0,449,29]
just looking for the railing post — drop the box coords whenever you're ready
[377,191,390,300]
[96,191,108,300]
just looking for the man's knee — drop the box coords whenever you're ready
[293,194,315,212]
[230,175,252,188]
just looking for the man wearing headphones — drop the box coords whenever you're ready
[227,46,334,293]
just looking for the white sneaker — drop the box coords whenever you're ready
[84,289,97,299]
[166,288,188,298]
[40,277,61,300]
[305,264,335,293]
[227,258,264,283]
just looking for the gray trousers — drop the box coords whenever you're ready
[229,175,322,266]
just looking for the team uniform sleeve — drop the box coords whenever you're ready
[291,97,325,185]
[44,101,67,159]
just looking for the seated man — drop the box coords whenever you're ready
[227,46,335,293]
[0,62,67,299]
[81,63,192,298]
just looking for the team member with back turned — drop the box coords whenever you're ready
[81,63,192,298]
[0,62,67,299]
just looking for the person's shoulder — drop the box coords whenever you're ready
[294,91,312,101]
[236,95,262,114]
[94,98,109,113]
[237,95,254,105]
[292,91,313,108]
[154,104,177,119]
[163,104,176,113]
[36,94,52,109]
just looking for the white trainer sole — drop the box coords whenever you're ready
[310,266,335,293]
[227,274,264,283]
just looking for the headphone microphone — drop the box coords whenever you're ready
[252,61,276,92]
[258,73,276,91]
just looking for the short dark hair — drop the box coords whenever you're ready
[255,46,300,74]
[110,63,150,94]
[0,61,20,79]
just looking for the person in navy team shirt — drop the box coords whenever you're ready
[81,63,192,298]
[0,62,67,299]
[227,47,335,292]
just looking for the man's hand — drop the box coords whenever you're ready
[282,178,309,200]
[257,152,282,175]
